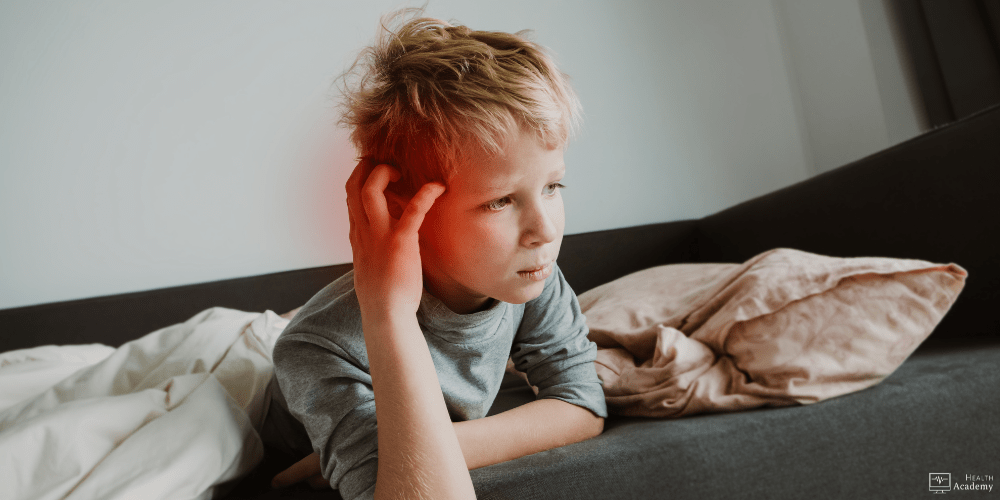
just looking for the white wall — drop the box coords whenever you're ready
[859,0,928,143]
[0,0,915,310]
[773,0,925,174]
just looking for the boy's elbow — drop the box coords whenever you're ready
[574,410,603,441]
[566,413,603,447]
[591,416,605,438]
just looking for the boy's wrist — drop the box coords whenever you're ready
[360,309,421,338]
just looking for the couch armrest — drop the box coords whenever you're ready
[695,104,1000,340]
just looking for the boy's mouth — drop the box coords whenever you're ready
[517,262,552,281]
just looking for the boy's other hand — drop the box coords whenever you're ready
[346,160,445,322]
[270,452,328,490]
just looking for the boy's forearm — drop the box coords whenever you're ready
[270,391,604,490]
[452,398,604,470]
[364,314,475,499]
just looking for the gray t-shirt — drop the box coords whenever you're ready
[266,263,607,500]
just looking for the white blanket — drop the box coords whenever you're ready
[0,307,289,500]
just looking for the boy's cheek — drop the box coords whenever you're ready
[417,223,463,268]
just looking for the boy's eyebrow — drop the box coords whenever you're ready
[479,164,567,195]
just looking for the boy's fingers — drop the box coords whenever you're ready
[307,473,331,490]
[270,452,322,489]
[345,158,372,228]
[397,182,446,236]
[362,164,401,232]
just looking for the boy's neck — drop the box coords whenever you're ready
[422,279,495,315]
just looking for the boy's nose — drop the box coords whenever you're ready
[520,200,560,248]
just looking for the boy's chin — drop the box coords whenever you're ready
[495,281,547,305]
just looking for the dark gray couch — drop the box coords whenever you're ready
[3,104,998,499]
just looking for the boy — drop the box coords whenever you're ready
[263,9,606,499]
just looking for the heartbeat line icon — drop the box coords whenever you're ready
[932,475,947,484]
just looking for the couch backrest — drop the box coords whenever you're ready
[0,263,354,352]
[0,221,699,352]
[557,220,697,295]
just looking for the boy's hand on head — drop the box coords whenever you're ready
[346,160,475,500]
[346,159,445,323]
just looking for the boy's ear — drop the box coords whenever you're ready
[384,187,410,221]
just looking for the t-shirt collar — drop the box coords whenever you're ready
[416,289,506,343]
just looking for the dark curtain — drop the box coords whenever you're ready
[891,0,1000,127]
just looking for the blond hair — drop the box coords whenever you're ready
[336,8,582,194]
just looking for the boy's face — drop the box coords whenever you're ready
[417,128,566,314]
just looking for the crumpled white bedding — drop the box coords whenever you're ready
[0,307,289,500]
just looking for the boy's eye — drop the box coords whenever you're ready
[482,184,564,212]
[484,196,511,211]
[543,182,566,196]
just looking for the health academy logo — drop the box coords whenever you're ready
[929,473,995,493]
[930,473,951,493]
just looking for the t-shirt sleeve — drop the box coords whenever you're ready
[271,331,378,500]
[511,263,608,418]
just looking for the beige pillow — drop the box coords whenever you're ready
[578,248,967,417]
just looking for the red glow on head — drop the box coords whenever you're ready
[409,128,565,314]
